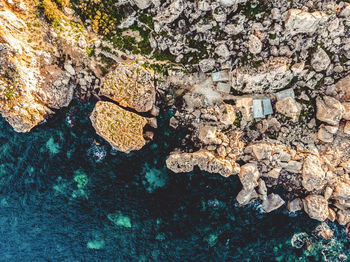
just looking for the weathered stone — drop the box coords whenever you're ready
[236,188,258,205]
[198,126,222,144]
[262,193,285,213]
[275,97,300,121]
[166,151,236,177]
[133,0,152,9]
[285,9,327,35]
[285,161,302,173]
[90,101,148,153]
[342,103,350,120]
[317,125,334,143]
[231,57,302,93]
[288,198,303,212]
[316,96,344,126]
[199,59,215,73]
[336,75,350,102]
[238,163,260,190]
[311,48,330,72]
[248,34,262,54]
[267,167,281,179]
[337,209,350,226]
[303,195,329,222]
[332,182,350,209]
[302,155,325,191]
[99,63,155,112]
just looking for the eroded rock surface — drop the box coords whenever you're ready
[90,101,148,153]
[99,63,155,112]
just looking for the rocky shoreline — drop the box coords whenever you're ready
[1,0,350,238]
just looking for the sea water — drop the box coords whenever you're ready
[0,99,348,261]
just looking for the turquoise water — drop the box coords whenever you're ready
[0,99,348,261]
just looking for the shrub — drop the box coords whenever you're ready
[41,0,62,24]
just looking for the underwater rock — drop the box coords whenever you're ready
[99,63,155,112]
[236,188,258,205]
[303,195,329,222]
[90,101,148,153]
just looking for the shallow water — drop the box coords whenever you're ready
[0,100,349,261]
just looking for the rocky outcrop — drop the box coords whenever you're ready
[166,151,236,177]
[231,57,304,93]
[99,63,155,112]
[0,2,74,132]
[90,101,148,153]
[303,195,329,222]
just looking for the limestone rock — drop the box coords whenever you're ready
[231,57,303,93]
[238,163,260,190]
[90,101,148,153]
[275,97,300,121]
[332,182,350,210]
[166,150,236,177]
[248,34,262,54]
[236,188,258,205]
[262,193,285,213]
[133,0,152,9]
[285,9,327,35]
[0,5,74,132]
[288,198,303,212]
[342,103,350,120]
[303,195,329,222]
[336,75,350,102]
[198,125,222,144]
[99,63,155,112]
[316,96,344,126]
[337,209,350,226]
[302,155,325,191]
[311,48,330,72]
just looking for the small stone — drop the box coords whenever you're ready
[311,48,330,72]
[302,155,326,191]
[199,59,215,73]
[64,63,76,76]
[248,34,262,54]
[238,163,260,190]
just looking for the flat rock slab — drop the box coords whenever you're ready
[90,101,147,153]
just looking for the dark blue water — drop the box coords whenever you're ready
[0,99,348,261]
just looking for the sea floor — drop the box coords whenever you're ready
[0,100,348,261]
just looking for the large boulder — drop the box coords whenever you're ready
[275,97,300,122]
[90,101,148,153]
[332,182,350,210]
[316,96,344,126]
[166,151,236,177]
[302,155,326,191]
[284,9,327,35]
[238,163,260,190]
[336,75,350,101]
[231,57,304,93]
[262,193,285,213]
[99,63,155,112]
[303,195,329,222]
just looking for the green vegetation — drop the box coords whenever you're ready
[40,0,62,25]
